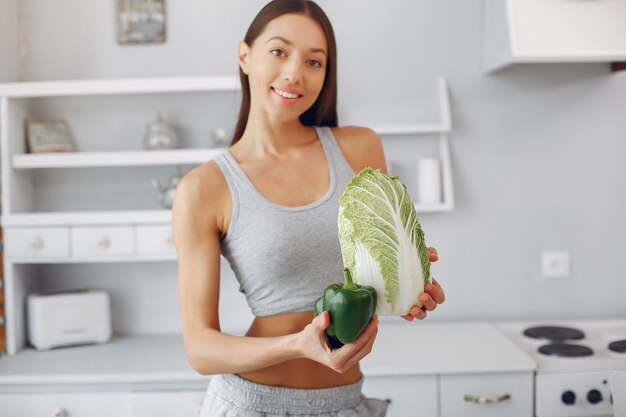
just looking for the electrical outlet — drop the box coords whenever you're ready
[541,251,570,279]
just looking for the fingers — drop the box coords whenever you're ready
[331,316,379,373]
[408,305,427,320]
[337,327,378,372]
[314,311,330,329]
[427,247,439,262]
[425,278,446,304]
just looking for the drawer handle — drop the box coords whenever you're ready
[464,393,511,404]
[97,236,111,249]
[52,407,68,417]
[31,237,44,251]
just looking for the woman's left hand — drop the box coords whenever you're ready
[402,247,446,321]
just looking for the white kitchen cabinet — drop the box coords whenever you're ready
[362,375,438,417]
[130,390,206,417]
[440,372,533,417]
[482,0,626,72]
[0,390,208,417]
[0,392,131,417]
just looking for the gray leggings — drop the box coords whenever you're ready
[198,373,388,417]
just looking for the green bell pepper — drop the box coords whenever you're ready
[314,268,377,346]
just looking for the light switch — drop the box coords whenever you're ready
[541,251,570,279]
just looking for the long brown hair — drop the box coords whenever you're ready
[231,0,338,145]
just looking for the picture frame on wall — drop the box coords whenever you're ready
[25,119,75,153]
[117,0,166,45]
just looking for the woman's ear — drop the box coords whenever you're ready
[238,41,250,75]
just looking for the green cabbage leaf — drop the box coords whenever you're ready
[338,167,431,316]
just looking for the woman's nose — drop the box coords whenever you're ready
[282,58,303,83]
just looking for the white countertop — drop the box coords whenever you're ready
[0,321,536,388]
[0,334,207,387]
[360,321,536,376]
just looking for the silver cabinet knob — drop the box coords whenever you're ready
[97,236,111,249]
[52,407,68,417]
[31,237,44,251]
[464,393,511,404]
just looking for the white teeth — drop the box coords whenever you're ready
[273,88,300,99]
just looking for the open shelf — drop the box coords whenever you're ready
[13,148,226,169]
[0,75,239,98]
[1,201,448,229]
[1,210,172,227]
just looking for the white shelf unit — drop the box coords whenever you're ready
[0,76,240,356]
[373,77,454,213]
[0,75,455,358]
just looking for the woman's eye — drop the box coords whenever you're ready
[308,59,323,68]
[270,49,285,57]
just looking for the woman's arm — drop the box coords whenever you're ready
[172,162,378,375]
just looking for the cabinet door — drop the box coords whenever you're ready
[440,372,533,417]
[511,0,626,54]
[131,390,206,417]
[362,375,438,417]
[136,225,175,255]
[0,392,130,417]
[71,226,135,256]
[4,227,70,258]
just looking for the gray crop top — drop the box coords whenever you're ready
[213,126,356,317]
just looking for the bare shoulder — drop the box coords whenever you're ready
[172,159,230,241]
[330,125,387,174]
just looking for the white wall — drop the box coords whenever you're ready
[0,0,18,82]
[3,0,626,330]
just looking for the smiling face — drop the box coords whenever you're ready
[239,13,328,123]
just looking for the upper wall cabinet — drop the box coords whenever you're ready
[482,0,626,73]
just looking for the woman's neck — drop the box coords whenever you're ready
[237,111,314,158]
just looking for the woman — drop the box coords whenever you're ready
[172,1,446,415]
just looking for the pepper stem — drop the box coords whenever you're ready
[342,268,357,289]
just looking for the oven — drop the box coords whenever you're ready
[497,319,626,417]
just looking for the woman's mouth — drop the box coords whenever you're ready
[271,87,303,106]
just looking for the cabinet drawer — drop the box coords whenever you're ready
[440,372,533,417]
[362,375,438,417]
[0,392,130,417]
[136,225,175,255]
[71,226,135,256]
[131,390,205,417]
[4,227,70,258]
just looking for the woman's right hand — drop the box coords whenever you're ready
[296,311,379,373]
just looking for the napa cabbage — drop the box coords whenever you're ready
[338,167,431,316]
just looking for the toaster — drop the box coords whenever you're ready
[27,289,112,351]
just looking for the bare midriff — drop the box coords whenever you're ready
[236,311,363,389]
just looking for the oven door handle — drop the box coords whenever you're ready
[464,393,511,404]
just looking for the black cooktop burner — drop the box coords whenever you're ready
[523,326,585,341]
[538,343,594,357]
[609,340,626,353]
